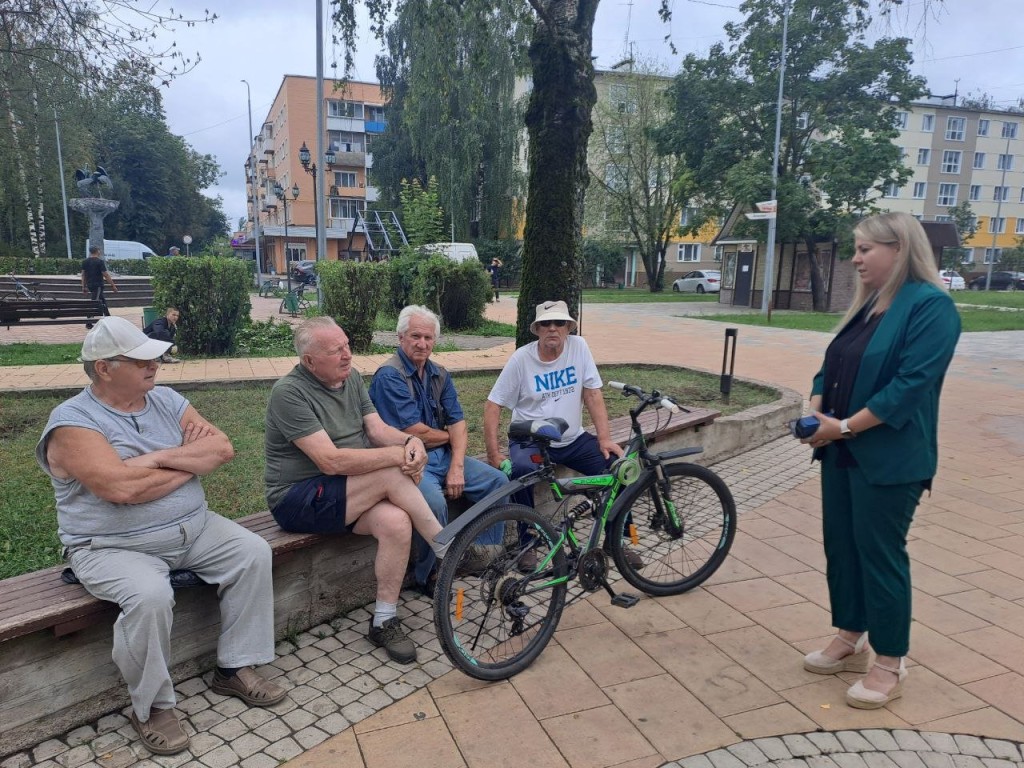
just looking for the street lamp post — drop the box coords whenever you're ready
[985,125,1012,290]
[182,234,192,257]
[298,141,336,262]
[241,80,262,281]
[761,0,791,316]
[275,181,300,294]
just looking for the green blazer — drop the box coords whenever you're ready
[811,281,960,485]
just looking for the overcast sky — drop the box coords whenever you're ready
[150,0,1024,233]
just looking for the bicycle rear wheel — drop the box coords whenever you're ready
[433,503,567,680]
[610,462,735,596]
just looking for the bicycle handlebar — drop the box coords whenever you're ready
[607,381,680,413]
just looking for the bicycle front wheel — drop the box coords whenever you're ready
[434,503,568,681]
[610,462,736,596]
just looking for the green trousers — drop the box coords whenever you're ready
[820,446,924,657]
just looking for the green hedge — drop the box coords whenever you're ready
[411,256,491,330]
[319,260,387,352]
[0,256,152,276]
[150,257,251,355]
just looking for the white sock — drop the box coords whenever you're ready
[373,601,397,628]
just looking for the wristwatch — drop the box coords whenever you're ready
[839,419,855,438]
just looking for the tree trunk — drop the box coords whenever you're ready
[517,0,599,346]
[804,236,827,311]
[4,101,42,258]
[30,80,46,257]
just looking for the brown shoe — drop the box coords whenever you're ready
[210,667,287,707]
[130,708,190,755]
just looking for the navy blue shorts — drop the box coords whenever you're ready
[272,475,355,534]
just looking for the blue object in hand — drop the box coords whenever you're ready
[790,415,821,439]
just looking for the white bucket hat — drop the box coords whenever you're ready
[530,300,578,335]
[80,316,172,362]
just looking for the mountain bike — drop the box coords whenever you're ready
[2,272,49,301]
[432,381,737,680]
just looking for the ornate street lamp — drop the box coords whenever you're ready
[274,181,300,293]
[298,141,336,262]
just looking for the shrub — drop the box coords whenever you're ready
[319,260,388,352]
[385,250,423,315]
[150,257,251,355]
[411,256,490,330]
[0,256,153,276]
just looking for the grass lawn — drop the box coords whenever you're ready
[0,365,775,579]
[696,304,1024,333]
[951,291,1024,309]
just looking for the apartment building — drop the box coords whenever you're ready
[240,77,389,273]
[882,99,1023,271]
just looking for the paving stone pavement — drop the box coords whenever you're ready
[4,299,1024,768]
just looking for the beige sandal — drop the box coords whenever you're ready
[130,707,190,755]
[803,632,870,674]
[846,658,907,709]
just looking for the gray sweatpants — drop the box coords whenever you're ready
[68,509,275,720]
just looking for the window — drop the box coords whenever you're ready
[917,148,931,165]
[988,217,1006,234]
[912,182,927,199]
[796,111,809,130]
[934,215,953,223]
[608,84,636,114]
[978,119,990,137]
[327,131,363,153]
[334,171,357,188]
[945,117,965,141]
[921,114,935,132]
[998,154,1014,171]
[329,198,363,220]
[677,243,701,262]
[1020,188,1024,203]
[680,206,700,227]
[894,111,908,129]
[969,185,981,201]
[606,126,626,152]
[994,187,1009,202]
[937,183,958,206]
[1016,219,1024,235]
[1002,122,1019,139]
[883,182,899,198]
[941,150,962,174]
[983,248,1002,264]
[605,163,627,191]
[974,152,985,169]
[366,105,385,122]
[960,249,974,264]
[327,100,364,119]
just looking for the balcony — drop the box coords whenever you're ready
[365,186,380,203]
[330,147,366,167]
[326,116,364,133]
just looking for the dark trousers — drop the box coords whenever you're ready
[820,445,924,657]
[147,327,174,343]
[87,284,110,316]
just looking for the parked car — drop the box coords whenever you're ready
[83,239,157,260]
[967,271,1024,291]
[938,270,965,291]
[672,270,721,294]
[290,260,317,284]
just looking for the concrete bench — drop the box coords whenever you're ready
[0,405,721,755]
[0,298,106,329]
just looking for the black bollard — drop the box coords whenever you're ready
[720,327,738,403]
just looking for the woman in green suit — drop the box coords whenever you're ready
[799,212,960,709]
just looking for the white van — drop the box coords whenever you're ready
[84,239,158,260]
[420,242,480,264]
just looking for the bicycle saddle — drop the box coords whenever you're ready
[508,417,569,443]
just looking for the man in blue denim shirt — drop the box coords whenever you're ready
[370,305,507,597]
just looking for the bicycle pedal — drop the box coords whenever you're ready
[610,593,640,608]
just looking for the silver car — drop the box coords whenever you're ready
[672,270,722,294]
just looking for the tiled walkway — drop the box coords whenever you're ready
[2,299,1024,768]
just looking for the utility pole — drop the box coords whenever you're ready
[761,0,791,316]
[242,80,262,283]
[985,124,1011,290]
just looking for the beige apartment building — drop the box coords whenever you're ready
[240,77,392,273]
[881,99,1023,272]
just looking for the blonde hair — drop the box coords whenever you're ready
[839,212,944,327]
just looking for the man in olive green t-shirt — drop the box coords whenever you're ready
[264,317,445,664]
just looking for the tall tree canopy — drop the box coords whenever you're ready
[372,0,529,243]
[585,62,693,292]
[657,0,924,309]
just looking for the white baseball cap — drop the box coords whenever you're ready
[80,316,171,362]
